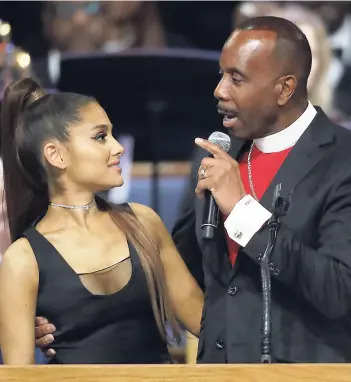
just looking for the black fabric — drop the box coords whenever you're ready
[23,203,170,364]
[173,108,351,363]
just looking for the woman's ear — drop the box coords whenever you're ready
[43,141,68,170]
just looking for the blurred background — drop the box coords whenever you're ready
[1,0,351,364]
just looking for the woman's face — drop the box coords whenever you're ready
[58,102,125,193]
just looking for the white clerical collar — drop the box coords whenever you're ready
[254,102,317,153]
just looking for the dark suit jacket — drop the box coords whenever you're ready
[172,109,351,363]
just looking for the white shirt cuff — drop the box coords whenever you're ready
[224,194,272,247]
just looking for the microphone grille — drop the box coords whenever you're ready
[208,131,231,153]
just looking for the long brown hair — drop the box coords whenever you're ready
[1,78,179,342]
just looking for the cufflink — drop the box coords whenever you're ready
[233,229,243,239]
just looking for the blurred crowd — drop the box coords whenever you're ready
[1,1,351,125]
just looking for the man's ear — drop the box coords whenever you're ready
[43,140,68,170]
[275,74,297,106]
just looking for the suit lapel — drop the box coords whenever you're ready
[228,109,335,282]
[259,109,334,211]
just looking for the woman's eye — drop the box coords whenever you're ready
[94,133,107,141]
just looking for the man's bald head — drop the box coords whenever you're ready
[235,16,312,95]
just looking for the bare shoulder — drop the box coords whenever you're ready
[1,237,37,273]
[128,203,166,241]
[128,202,162,225]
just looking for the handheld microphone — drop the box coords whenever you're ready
[201,131,231,240]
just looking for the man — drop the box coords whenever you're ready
[35,16,351,363]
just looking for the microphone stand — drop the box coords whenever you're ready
[260,184,290,364]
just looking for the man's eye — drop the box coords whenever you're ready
[232,77,242,84]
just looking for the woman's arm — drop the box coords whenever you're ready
[0,238,39,364]
[131,203,204,337]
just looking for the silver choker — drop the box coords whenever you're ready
[49,199,96,211]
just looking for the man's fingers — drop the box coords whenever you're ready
[195,138,225,157]
[199,157,221,170]
[35,323,56,339]
[35,316,49,326]
[35,334,54,348]
[195,179,214,196]
[199,166,217,179]
[45,348,56,357]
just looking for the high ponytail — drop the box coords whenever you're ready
[0,78,180,344]
[1,78,49,241]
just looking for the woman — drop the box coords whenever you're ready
[0,78,203,364]
[0,159,10,259]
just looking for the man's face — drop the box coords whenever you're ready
[214,30,281,140]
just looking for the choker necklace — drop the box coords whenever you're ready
[49,199,96,211]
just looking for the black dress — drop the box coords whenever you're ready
[22,207,170,364]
